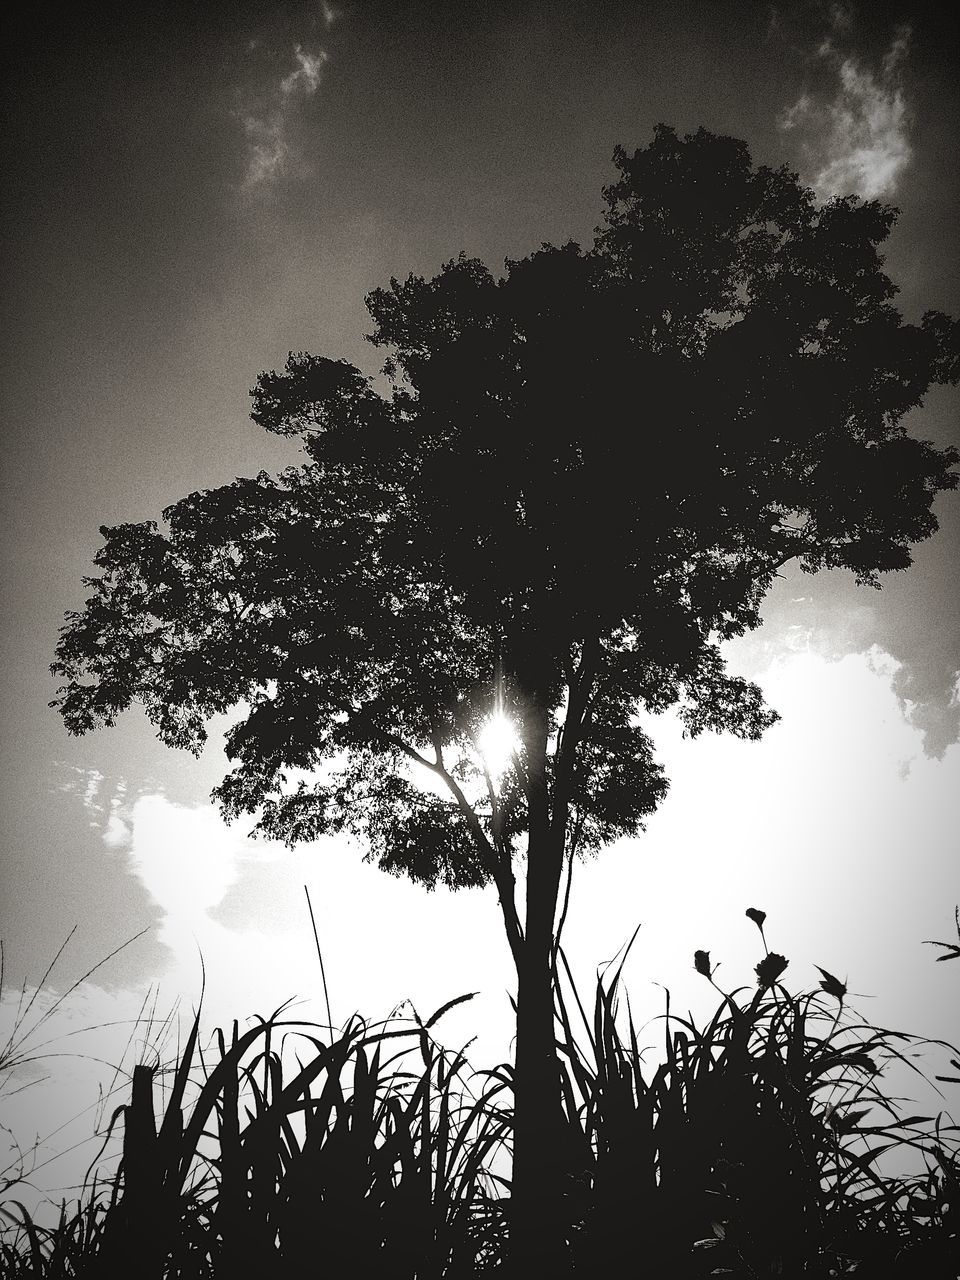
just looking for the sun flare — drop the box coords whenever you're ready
[476,712,521,779]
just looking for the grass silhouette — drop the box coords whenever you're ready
[2,993,510,1278]
[553,915,960,1276]
[2,915,958,1277]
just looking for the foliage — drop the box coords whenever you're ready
[50,125,959,900]
[554,917,960,1277]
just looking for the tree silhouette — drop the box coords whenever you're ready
[52,125,959,1269]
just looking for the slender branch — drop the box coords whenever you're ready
[551,813,583,966]
[560,648,576,689]
[746,547,801,583]
[481,762,504,849]
[268,680,526,963]
[550,633,600,841]
[430,721,445,770]
[386,732,524,963]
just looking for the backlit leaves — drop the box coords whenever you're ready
[51,125,960,888]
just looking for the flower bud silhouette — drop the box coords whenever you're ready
[815,966,847,1001]
[694,950,712,979]
[755,952,788,987]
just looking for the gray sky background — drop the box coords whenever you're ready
[1,0,958,1209]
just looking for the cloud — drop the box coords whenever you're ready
[891,661,960,761]
[241,111,289,187]
[54,764,104,810]
[729,564,960,759]
[126,794,245,921]
[81,768,104,810]
[111,790,517,1049]
[778,21,913,201]
[55,767,132,845]
[281,46,327,98]
[102,807,131,848]
[239,42,328,189]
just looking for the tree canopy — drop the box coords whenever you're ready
[52,125,959,919]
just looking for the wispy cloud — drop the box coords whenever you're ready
[54,763,103,811]
[241,113,289,188]
[778,19,913,201]
[281,45,328,99]
[239,41,329,190]
[56,765,131,845]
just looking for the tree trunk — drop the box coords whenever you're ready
[511,926,569,1274]
[512,680,578,1269]
[510,686,569,1274]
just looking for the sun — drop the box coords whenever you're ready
[476,712,521,780]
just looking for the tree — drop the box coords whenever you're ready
[52,125,959,1269]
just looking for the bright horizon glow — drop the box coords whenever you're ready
[476,712,521,780]
[8,645,959,1222]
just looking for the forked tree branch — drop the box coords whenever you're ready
[386,732,524,962]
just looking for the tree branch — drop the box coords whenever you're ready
[551,810,585,966]
[386,731,524,962]
[550,633,600,842]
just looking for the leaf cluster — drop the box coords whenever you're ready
[51,125,959,887]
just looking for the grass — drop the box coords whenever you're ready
[2,913,958,1276]
[1,994,510,1278]
[553,915,960,1276]
[0,927,162,1204]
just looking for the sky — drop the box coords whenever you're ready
[1,0,958,1210]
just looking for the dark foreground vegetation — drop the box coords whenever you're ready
[3,916,958,1278]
